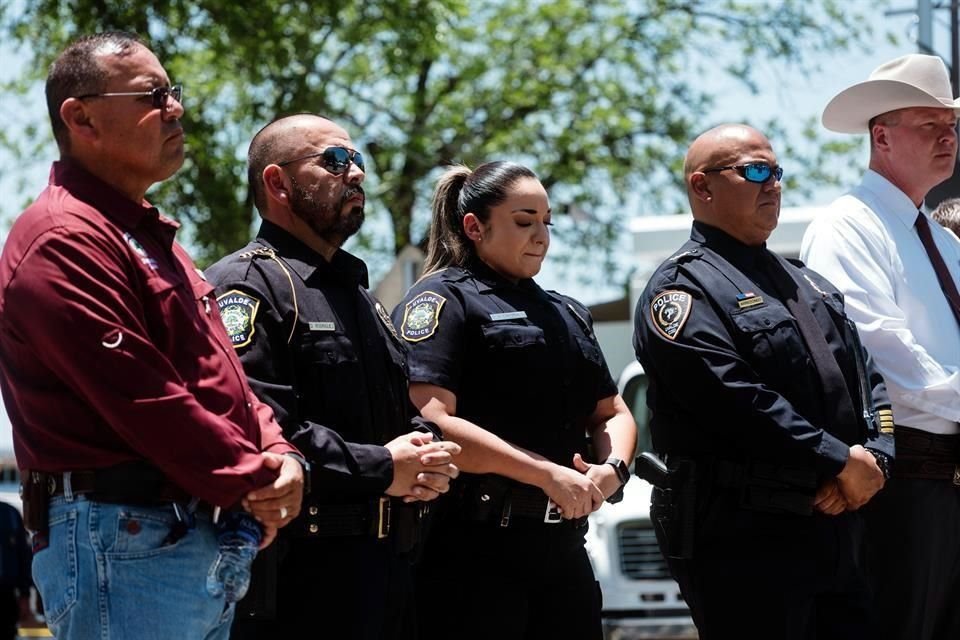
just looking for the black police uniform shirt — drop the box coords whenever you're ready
[634,221,893,474]
[206,220,413,501]
[392,258,618,473]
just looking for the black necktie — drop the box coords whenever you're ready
[763,251,858,431]
[915,211,960,329]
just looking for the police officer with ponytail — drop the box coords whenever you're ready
[393,161,637,640]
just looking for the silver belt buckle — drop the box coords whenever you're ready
[377,497,392,539]
[544,499,562,524]
[953,466,960,487]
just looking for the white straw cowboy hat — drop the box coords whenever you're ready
[822,54,960,133]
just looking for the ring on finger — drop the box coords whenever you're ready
[279,506,288,519]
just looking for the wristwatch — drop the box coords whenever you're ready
[866,448,892,481]
[604,457,631,504]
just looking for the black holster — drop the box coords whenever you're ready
[650,458,697,561]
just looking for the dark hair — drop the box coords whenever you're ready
[422,161,539,276]
[46,32,144,153]
[247,118,285,215]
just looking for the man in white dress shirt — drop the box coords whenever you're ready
[801,54,960,640]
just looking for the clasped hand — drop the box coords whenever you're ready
[815,445,885,515]
[385,431,461,502]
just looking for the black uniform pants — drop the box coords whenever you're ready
[230,535,417,640]
[657,490,871,640]
[861,476,960,640]
[416,519,602,640]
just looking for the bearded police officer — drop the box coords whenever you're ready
[206,114,461,640]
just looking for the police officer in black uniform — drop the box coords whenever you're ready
[634,124,894,640]
[206,114,461,640]
[393,161,638,640]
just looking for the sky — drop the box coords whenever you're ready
[0,6,943,451]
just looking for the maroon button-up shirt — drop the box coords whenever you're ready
[0,159,296,507]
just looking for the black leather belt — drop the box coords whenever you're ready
[500,483,565,526]
[894,426,960,483]
[456,476,586,528]
[33,463,194,506]
[289,497,429,540]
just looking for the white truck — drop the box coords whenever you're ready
[584,207,823,639]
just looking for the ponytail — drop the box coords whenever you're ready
[422,165,472,277]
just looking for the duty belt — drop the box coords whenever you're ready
[456,476,586,528]
[289,496,429,540]
[710,459,817,516]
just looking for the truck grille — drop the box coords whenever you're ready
[618,522,670,580]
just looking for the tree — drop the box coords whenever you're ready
[0,0,878,277]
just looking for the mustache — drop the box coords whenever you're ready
[342,186,365,203]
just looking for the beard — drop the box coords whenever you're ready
[289,176,365,243]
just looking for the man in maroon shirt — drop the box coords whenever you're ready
[0,32,303,640]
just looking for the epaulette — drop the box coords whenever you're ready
[239,246,277,260]
[238,245,298,345]
[439,266,471,283]
[669,248,701,263]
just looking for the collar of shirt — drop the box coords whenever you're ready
[691,220,769,273]
[51,158,178,239]
[451,257,541,295]
[256,219,369,288]
[858,169,922,233]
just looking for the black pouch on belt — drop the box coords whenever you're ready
[459,474,510,523]
[21,471,51,533]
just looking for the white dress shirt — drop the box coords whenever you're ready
[800,169,960,434]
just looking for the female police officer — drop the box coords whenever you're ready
[392,161,637,639]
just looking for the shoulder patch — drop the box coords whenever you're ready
[650,290,692,341]
[400,291,446,342]
[216,290,260,348]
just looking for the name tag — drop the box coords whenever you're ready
[490,311,528,321]
[309,322,336,331]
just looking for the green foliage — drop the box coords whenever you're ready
[0,0,882,276]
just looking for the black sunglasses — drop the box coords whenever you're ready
[702,162,783,184]
[76,85,183,111]
[277,146,365,175]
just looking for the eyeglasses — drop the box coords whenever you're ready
[702,162,783,184]
[277,146,365,175]
[76,85,183,111]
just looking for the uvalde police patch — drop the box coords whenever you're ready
[650,290,692,340]
[400,291,446,342]
[217,290,260,348]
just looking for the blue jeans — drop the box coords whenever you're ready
[33,494,234,640]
